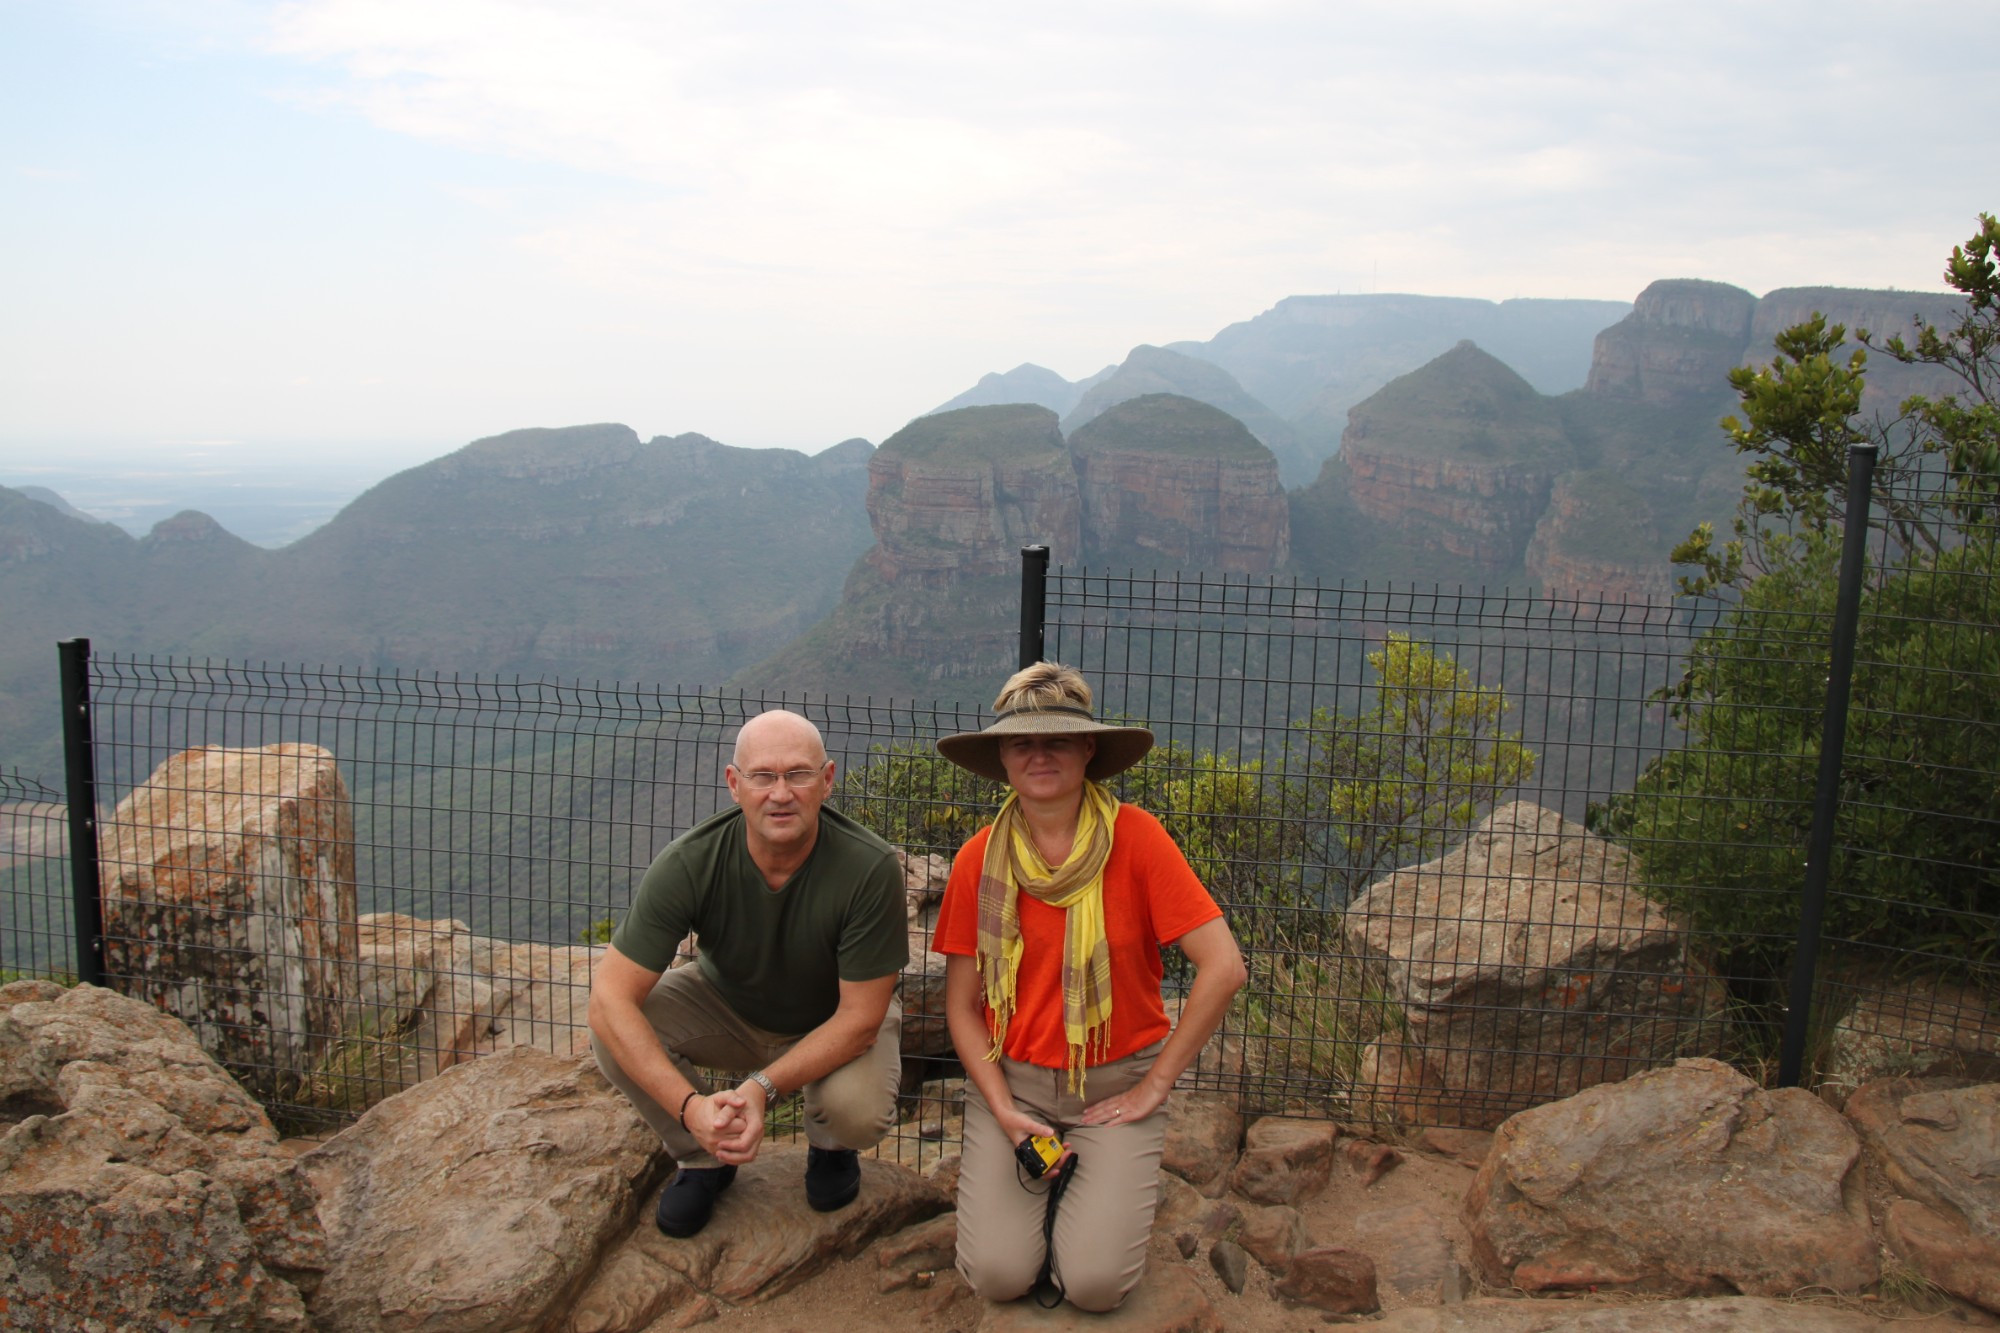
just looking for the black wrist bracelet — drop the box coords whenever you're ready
[678,1089,698,1127]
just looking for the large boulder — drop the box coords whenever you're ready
[1345,802,1724,1128]
[1465,1057,1878,1297]
[0,980,324,1331]
[99,742,358,1093]
[1846,1076,2000,1313]
[300,1046,667,1333]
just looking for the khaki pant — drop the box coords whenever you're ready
[954,1043,1167,1312]
[590,964,902,1167]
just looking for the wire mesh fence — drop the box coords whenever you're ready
[5,469,1996,1143]
[0,768,72,984]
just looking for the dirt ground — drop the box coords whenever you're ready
[644,1137,2000,1332]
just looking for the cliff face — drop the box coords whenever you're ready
[1584,280,1757,407]
[862,405,1080,588]
[1070,395,1289,575]
[743,396,1294,700]
[1338,343,1568,572]
[1344,448,1554,571]
[1524,473,1672,601]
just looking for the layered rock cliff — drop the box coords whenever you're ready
[863,405,1080,587]
[1064,345,1313,485]
[1338,344,1570,572]
[1523,473,1672,601]
[744,395,1292,699]
[1070,394,1289,575]
[1584,280,1757,408]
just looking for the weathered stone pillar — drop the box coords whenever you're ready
[99,742,358,1095]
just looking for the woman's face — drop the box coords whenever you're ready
[998,734,1097,804]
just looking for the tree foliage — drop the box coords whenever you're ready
[1620,213,2000,970]
[1293,632,1535,900]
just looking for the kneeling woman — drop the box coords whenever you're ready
[932,662,1247,1311]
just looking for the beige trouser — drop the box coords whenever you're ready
[954,1042,1167,1312]
[590,964,903,1168]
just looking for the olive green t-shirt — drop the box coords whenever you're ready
[612,804,908,1035]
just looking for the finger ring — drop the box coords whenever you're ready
[1113,1108,1122,1117]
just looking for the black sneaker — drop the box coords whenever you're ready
[804,1146,861,1212]
[655,1164,737,1238]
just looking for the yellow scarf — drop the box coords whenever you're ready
[974,780,1119,1096]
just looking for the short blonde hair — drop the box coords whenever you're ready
[993,661,1092,714]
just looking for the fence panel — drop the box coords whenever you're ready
[0,769,72,982]
[19,493,1999,1141]
[81,656,982,1149]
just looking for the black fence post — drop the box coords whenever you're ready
[1019,544,1049,669]
[1778,443,1878,1087]
[58,638,106,987]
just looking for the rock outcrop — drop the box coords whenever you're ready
[1464,1057,1879,1296]
[1340,343,1569,571]
[1523,472,1672,601]
[568,1146,949,1332]
[0,980,325,1331]
[1846,1077,2000,1313]
[98,742,358,1094]
[352,913,601,1085]
[1063,344,1309,484]
[301,1046,667,1333]
[863,404,1080,587]
[1584,280,1758,407]
[1345,802,1724,1128]
[1070,394,1290,574]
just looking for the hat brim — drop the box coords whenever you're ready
[936,709,1156,784]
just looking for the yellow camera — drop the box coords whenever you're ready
[1014,1133,1070,1179]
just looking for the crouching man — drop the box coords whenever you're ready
[589,709,907,1237]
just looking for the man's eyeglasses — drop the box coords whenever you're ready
[735,766,828,791]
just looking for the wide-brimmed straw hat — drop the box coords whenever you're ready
[936,702,1155,783]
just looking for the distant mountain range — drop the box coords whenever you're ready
[929,294,1631,486]
[2,278,1966,778]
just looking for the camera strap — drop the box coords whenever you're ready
[1031,1153,1077,1309]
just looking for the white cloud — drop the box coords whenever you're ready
[7,0,1992,452]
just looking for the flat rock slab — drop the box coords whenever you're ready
[978,1264,1221,1331]
[1369,1295,1937,1331]
[566,1148,948,1333]
[302,1046,667,1333]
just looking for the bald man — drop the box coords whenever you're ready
[589,710,907,1238]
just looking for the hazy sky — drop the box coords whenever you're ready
[4,1,1993,467]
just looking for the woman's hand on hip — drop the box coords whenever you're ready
[1079,1078,1167,1128]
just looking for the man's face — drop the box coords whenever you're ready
[726,716,834,857]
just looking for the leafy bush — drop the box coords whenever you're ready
[1623,212,2000,972]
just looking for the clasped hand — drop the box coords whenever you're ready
[684,1084,767,1165]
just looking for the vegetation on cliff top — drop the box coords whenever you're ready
[876,404,1066,464]
[1067,393,1271,460]
[1344,341,1571,465]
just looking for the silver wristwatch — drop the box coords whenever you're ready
[747,1069,780,1102]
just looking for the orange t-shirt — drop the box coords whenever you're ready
[931,803,1223,1069]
